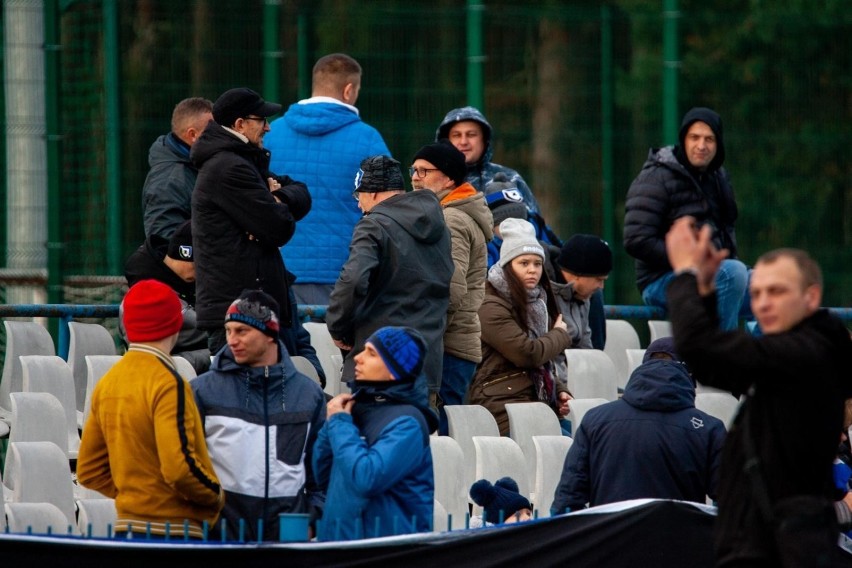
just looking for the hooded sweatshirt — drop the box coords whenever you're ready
[552,359,726,513]
[326,190,454,386]
[265,100,390,286]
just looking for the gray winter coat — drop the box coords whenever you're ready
[326,190,453,388]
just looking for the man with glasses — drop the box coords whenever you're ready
[326,155,453,412]
[409,141,492,435]
[552,337,726,515]
[191,88,314,355]
[265,53,390,306]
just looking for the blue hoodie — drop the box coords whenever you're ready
[265,101,390,286]
[312,379,438,541]
[552,359,726,514]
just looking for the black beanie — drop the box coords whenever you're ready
[412,140,467,186]
[166,220,193,262]
[355,155,404,193]
[557,234,613,277]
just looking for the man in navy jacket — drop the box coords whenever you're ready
[552,337,726,514]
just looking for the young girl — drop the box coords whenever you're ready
[467,218,573,435]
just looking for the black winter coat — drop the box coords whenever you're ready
[668,273,852,565]
[623,146,738,292]
[191,122,310,328]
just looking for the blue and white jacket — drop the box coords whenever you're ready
[191,342,327,541]
[265,99,390,286]
[312,380,438,541]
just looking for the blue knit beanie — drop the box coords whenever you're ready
[470,477,532,525]
[365,326,427,383]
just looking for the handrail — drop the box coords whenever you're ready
[1,304,849,360]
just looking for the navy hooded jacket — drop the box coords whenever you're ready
[552,359,726,514]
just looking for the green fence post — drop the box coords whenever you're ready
[466,0,484,110]
[600,4,614,303]
[103,0,121,275]
[263,0,281,105]
[662,0,679,145]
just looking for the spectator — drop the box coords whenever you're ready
[665,217,852,566]
[467,218,572,435]
[312,326,436,540]
[77,280,223,539]
[409,141,493,435]
[485,175,607,350]
[326,155,453,408]
[265,53,390,306]
[123,220,210,374]
[552,234,612,350]
[436,106,560,246]
[191,290,327,542]
[142,97,213,240]
[191,87,313,357]
[469,477,533,526]
[624,107,749,331]
[551,337,726,515]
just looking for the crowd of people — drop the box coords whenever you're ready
[74,51,852,566]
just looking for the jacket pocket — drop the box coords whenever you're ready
[274,411,312,466]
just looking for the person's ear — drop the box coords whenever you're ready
[804,284,822,312]
[342,83,355,103]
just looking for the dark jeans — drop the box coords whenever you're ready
[438,353,477,435]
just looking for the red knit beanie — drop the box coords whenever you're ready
[123,280,183,343]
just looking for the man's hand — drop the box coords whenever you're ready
[327,394,355,417]
[665,216,728,296]
[553,314,568,333]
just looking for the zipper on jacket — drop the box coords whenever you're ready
[263,365,270,537]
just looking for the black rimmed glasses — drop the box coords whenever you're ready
[408,166,439,178]
[243,116,269,124]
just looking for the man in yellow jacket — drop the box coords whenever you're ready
[77,279,224,539]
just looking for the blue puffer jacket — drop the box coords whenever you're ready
[191,343,327,541]
[312,380,438,541]
[552,359,726,514]
[265,100,390,286]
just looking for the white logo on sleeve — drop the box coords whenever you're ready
[690,416,704,429]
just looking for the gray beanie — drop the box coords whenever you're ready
[498,218,544,267]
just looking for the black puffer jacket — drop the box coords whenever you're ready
[191,122,310,327]
[623,108,738,292]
